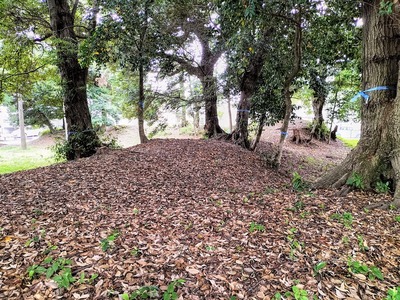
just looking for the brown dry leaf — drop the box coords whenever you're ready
[0,138,398,299]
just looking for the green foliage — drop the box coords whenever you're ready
[100,231,119,252]
[78,272,99,284]
[346,172,364,189]
[52,129,100,161]
[347,259,384,281]
[380,1,394,15]
[249,222,265,233]
[121,279,185,300]
[313,261,327,276]
[395,216,400,222]
[288,201,305,212]
[162,279,186,300]
[287,228,304,260]
[357,235,369,252]
[27,256,78,289]
[375,180,390,194]
[274,285,309,300]
[121,286,159,300]
[292,172,308,192]
[330,212,353,228]
[386,287,400,300]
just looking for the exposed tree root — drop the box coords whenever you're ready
[365,201,399,210]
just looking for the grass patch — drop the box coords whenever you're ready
[338,137,359,148]
[0,146,55,174]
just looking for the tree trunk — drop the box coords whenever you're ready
[250,113,266,151]
[231,28,273,148]
[314,1,400,198]
[227,96,233,133]
[193,101,200,135]
[274,12,302,168]
[47,0,99,160]
[138,64,148,143]
[201,75,223,138]
[309,72,327,141]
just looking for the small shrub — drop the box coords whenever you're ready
[346,172,364,189]
[395,216,400,222]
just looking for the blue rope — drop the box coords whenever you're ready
[237,109,250,113]
[351,86,396,103]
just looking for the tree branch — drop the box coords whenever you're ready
[71,0,79,19]
[0,65,47,81]
[33,32,53,42]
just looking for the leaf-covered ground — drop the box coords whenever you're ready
[0,139,399,299]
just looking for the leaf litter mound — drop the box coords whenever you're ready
[0,138,399,299]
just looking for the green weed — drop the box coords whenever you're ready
[121,279,185,300]
[357,235,369,252]
[331,212,353,228]
[375,180,390,193]
[100,231,119,252]
[249,222,265,233]
[395,216,400,222]
[27,256,76,289]
[313,261,327,276]
[346,172,364,189]
[347,259,384,280]
[385,286,400,300]
[273,285,309,300]
[292,172,308,192]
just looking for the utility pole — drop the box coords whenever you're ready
[17,94,27,150]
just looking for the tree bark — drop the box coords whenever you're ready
[138,63,148,144]
[309,72,327,141]
[201,74,224,138]
[314,1,400,199]
[47,0,99,160]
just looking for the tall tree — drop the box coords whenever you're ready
[47,0,100,159]
[304,0,360,141]
[159,0,225,138]
[1,0,100,159]
[315,0,400,208]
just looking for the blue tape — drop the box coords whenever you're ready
[237,109,250,113]
[139,102,144,109]
[351,86,396,103]
[281,131,288,136]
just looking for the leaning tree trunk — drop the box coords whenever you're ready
[314,1,400,197]
[48,0,99,160]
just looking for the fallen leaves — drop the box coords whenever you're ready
[0,139,399,299]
